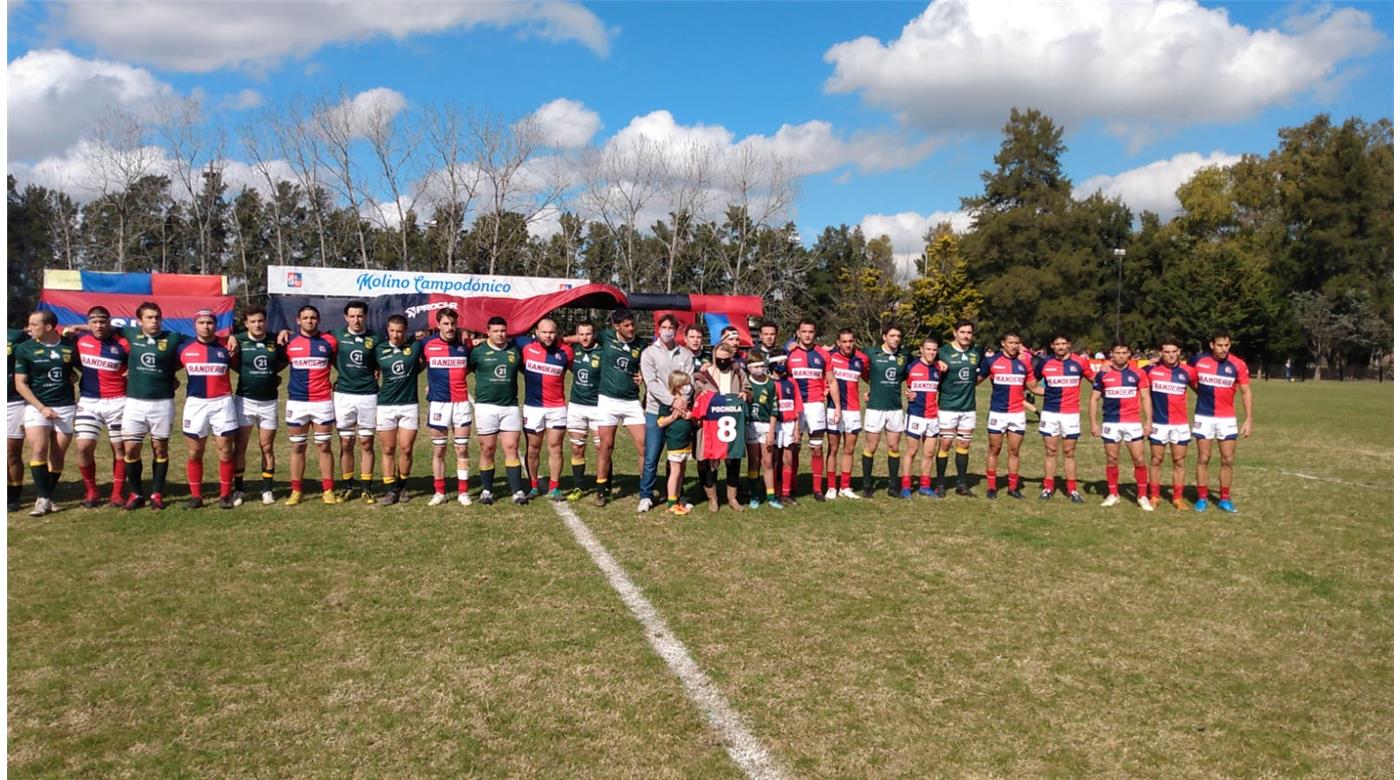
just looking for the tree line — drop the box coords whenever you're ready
[7,99,1392,379]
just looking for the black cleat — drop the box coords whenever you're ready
[218,495,236,510]
[1069,491,1085,504]
[886,486,900,498]
[955,485,972,497]
[186,496,204,510]
[379,491,400,506]
[80,497,103,509]
[150,495,167,512]
[1039,488,1053,501]
[812,491,826,502]
[1007,489,1024,500]
[986,489,997,500]
[862,488,876,499]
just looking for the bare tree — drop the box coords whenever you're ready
[656,141,713,293]
[716,144,798,294]
[240,117,290,266]
[422,102,483,273]
[156,95,229,274]
[83,108,162,270]
[362,95,425,267]
[269,98,330,266]
[579,133,664,288]
[311,91,372,268]
[474,112,565,275]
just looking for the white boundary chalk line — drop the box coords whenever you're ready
[550,501,788,780]
[1242,465,1392,490]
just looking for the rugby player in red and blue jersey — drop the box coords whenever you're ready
[520,318,573,501]
[1034,334,1093,503]
[899,338,941,499]
[283,305,340,505]
[824,329,866,499]
[976,332,1040,499]
[786,319,830,499]
[71,307,130,508]
[1146,336,1197,510]
[1188,330,1253,513]
[1089,343,1152,511]
[179,310,238,509]
[421,308,473,506]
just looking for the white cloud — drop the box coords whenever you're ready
[860,209,972,280]
[318,87,408,138]
[1073,150,1241,217]
[527,98,601,148]
[824,0,1384,144]
[57,0,613,73]
[220,89,263,111]
[7,48,175,160]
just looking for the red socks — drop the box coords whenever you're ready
[187,458,204,498]
[1173,483,1184,500]
[902,474,912,490]
[1197,484,1209,501]
[811,454,823,493]
[986,468,997,491]
[826,470,836,490]
[1106,466,1119,496]
[1134,466,1147,498]
[111,460,124,501]
[434,478,447,495]
[1067,479,1077,493]
[320,478,334,493]
[1043,476,1054,492]
[457,477,468,493]
[1150,481,1161,498]
[840,472,851,490]
[1008,473,1019,491]
[80,464,98,497]
[219,461,234,498]
[919,474,931,489]
[1219,486,1231,500]
[291,479,303,493]
[782,464,794,498]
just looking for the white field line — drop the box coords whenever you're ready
[550,501,788,780]
[1242,465,1392,490]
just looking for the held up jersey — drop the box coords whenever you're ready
[694,391,747,461]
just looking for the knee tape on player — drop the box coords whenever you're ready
[431,436,448,447]
[74,416,102,439]
[357,429,375,439]
[453,437,469,446]
[808,438,824,449]
[569,437,587,447]
[313,432,333,444]
[287,434,308,445]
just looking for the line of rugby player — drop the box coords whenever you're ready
[5,301,1253,517]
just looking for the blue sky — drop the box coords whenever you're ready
[7,1,1394,261]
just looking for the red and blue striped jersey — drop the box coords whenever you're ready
[978,353,1035,413]
[1093,365,1147,423]
[1146,362,1196,425]
[904,359,940,418]
[785,344,829,403]
[75,333,129,399]
[519,338,573,408]
[1188,353,1248,417]
[826,349,866,411]
[422,334,470,403]
[286,331,338,402]
[1035,354,1092,414]
[179,339,234,399]
[773,377,801,423]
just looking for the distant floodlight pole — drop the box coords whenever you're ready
[1113,247,1127,343]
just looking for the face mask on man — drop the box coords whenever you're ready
[715,357,733,370]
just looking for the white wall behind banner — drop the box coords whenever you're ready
[267,265,580,299]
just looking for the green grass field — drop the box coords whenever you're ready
[9,381,1393,777]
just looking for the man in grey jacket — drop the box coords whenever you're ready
[638,314,694,512]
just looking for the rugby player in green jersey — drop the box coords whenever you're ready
[231,307,285,506]
[7,326,30,511]
[589,309,646,507]
[861,324,909,498]
[469,315,527,505]
[119,302,188,511]
[374,315,422,506]
[564,321,601,501]
[935,319,979,496]
[13,310,78,516]
[331,300,379,503]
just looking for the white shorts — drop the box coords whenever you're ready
[333,392,378,437]
[863,409,905,434]
[122,397,176,440]
[23,403,77,435]
[7,400,25,439]
[75,396,125,440]
[746,420,771,445]
[905,415,937,439]
[667,449,692,464]
[801,401,827,436]
[566,403,604,432]
[826,408,862,434]
[476,402,523,435]
[597,395,645,428]
[376,404,419,431]
[1101,422,1145,443]
[427,400,473,431]
[183,395,239,439]
[1038,411,1081,440]
[773,420,798,448]
[987,411,1027,435]
[286,399,335,427]
[236,397,279,431]
[524,405,567,432]
[1192,415,1239,441]
[1149,423,1191,446]
[938,409,977,436]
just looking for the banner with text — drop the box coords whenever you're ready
[267,265,579,299]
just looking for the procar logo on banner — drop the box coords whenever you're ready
[267,265,578,300]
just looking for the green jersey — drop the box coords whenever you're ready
[664,415,695,454]
[469,341,522,406]
[13,337,76,407]
[569,343,602,405]
[122,327,187,400]
[748,377,778,422]
[937,343,979,412]
[233,331,284,401]
[8,328,30,403]
[864,346,910,411]
[597,327,643,401]
[332,328,379,395]
[376,340,423,406]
